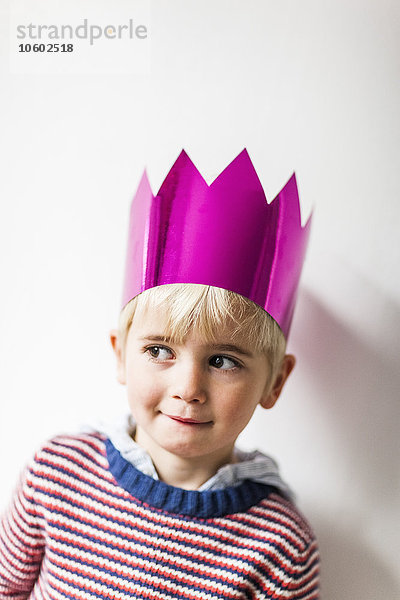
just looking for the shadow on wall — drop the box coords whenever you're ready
[293,285,400,599]
[314,522,399,598]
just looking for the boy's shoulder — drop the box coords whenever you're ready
[27,431,109,476]
[250,490,317,551]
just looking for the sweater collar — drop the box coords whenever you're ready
[105,437,278,518]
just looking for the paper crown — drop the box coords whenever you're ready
[122,149,312,338]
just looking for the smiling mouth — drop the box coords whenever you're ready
[165,415,212,425]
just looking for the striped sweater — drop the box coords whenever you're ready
[0,433,320,599]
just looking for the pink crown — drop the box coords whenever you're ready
[122,149,312,338]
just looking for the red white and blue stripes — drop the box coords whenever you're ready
[0,434,320,599]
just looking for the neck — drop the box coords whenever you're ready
[133,427,236,490]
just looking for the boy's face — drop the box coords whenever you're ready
[111,305,294,468]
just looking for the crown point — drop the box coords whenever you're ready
[132,169,153,203]
[176,148,190,160]
[211,148,264,197]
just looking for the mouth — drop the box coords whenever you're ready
[165,415,212,426]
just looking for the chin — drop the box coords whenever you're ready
[163,442,204,458]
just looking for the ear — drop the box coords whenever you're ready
[109,329,127,385]
[259,354,296,410]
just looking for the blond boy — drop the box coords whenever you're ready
[0,150,320,598]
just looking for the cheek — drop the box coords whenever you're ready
[126,365,166,412]
[218,381,261,423]
[216,386,251,420]
[229,403,257,429]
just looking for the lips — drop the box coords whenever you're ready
[165,415,212,425]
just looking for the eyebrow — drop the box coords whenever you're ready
[208,343,254,358]
[139,336,254,358]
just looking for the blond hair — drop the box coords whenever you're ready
[118,284,286,380]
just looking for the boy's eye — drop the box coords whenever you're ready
[209,355,239,370]
[146,346,174,361]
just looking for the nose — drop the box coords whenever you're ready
[171,359,207,404]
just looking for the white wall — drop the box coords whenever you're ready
[1,1,399,597]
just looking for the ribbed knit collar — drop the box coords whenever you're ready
[106,438,277,518]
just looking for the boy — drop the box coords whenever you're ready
[0,150,320,598]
